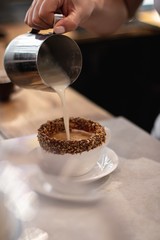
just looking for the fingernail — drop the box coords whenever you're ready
[54,26,65,34]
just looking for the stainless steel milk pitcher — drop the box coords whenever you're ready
[3,29,82,92]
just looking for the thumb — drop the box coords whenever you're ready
[54,14,80,34]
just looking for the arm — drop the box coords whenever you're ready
[24,0,143,36]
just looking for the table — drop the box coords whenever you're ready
[104,117,160,162]
[0,116,160,240]
[0,87,113,139]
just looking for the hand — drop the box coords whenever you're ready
[25,0,95,33]
[24,0,138,36]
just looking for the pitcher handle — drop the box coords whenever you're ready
[30,13,63,34]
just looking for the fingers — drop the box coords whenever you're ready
[54,14,80,34]
[25,0,59,30]
[54,1,94,33]
[24,0,94,33]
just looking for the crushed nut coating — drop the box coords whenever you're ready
[37,117,107,154]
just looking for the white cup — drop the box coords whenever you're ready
[37,117,111,177]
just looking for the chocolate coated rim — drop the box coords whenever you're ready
[37,117,107,154]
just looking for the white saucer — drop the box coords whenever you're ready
[76,147,119,182]
[29,147,118,202]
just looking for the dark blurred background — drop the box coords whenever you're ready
[0,0,32,23]
[73,31,160,133]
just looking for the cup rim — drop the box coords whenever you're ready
[37,117,107,154]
